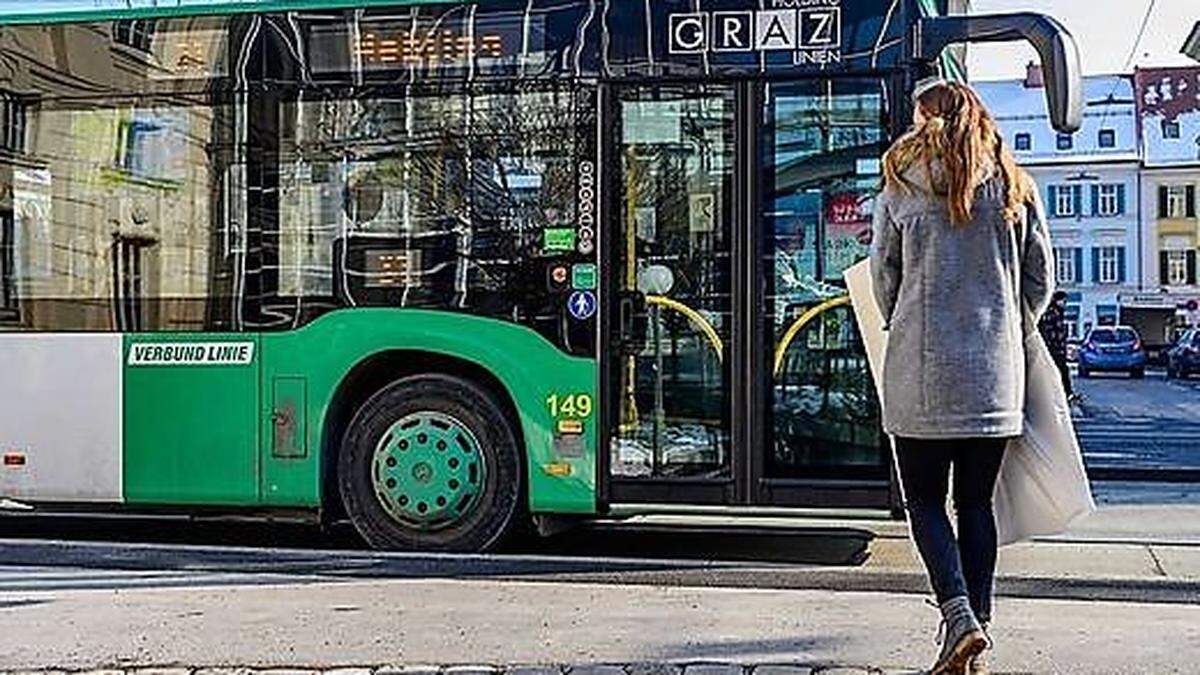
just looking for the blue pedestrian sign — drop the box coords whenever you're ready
[567,291,597,320]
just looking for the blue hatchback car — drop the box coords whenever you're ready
[1077,326,1147,379]
[1167,329,1200,379]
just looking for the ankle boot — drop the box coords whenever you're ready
[931,596,987,675]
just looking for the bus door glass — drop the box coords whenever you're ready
[760,79,889,482]
[610,85,735,481]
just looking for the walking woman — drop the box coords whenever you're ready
[870,81,1054,674]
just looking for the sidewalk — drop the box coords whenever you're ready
[2,573,1197,673]
[2,506,1199,673]
[614,504,1200,595]
[0,664,1057,675]
[870,504,1200,586]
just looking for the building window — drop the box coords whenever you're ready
[1097,184,1120,216]
[1098,128,1116,148]
[1050,184,1078,217]
[0,211,16,320]
[1094,246,1124,285]
[1160,185,1197,219]
[112,234,156,331]
[1163,120,1181,139]
[113,20,156,53]
[1054,246,1080,284]
[1065,308,1080,340]
[1014,132,1031,151]
[1096,304,1119,326]
[1166,250,1189,286]
[1056,133,1073,150]
[0,91,29,154]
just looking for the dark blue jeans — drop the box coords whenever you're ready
[895,437,1008,624]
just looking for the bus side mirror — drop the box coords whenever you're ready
[917,12,1083,133]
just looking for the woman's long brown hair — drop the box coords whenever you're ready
[883,81,1032,225]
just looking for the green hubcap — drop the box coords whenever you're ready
[372,411,486,531]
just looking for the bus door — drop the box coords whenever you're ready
[602,78,895,509]
[604,83,741,504]
[754,78,893,508]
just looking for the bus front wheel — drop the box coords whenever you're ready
[338,374,524,552]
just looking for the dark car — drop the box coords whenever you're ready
[1167,329,1200,379]
[1077,326,1147,379]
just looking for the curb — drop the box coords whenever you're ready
[0,663,987,675]
[1,537,1198,604]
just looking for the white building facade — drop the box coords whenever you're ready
[1129,66,1200,350]
[977,69,1141,340]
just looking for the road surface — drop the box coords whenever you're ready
[0,533,1198,673]
[1072,370,1200,494]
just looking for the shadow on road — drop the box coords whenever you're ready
[0,513,873,566]
[3,514,1198,604]
[0,513,877,594]
[540,523,873,566]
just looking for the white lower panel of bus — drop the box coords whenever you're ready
[0,334,122,502]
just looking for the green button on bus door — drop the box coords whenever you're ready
[572,263,597,290]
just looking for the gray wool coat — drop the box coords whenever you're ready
[869,166,1055,439]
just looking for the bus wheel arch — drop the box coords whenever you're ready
[320,350,529,548]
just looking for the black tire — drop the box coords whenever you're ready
[1131,368,1145,379]
[338,374,524,552]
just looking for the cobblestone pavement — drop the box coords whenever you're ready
[0,665,943,675]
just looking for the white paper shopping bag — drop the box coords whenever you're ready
[993,327,1096,544]
[844,259,887,402]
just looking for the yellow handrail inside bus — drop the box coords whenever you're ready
[645,295,724,363]
[772,294,852,376]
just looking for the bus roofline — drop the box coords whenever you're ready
[0,0,443,26]
[915,12,1083,134]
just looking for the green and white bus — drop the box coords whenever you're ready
[0,0,1080,551]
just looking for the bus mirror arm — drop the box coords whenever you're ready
[917,12,1083,133]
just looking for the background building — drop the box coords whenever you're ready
[1128,65,1200,352]
[978,66,1140,340]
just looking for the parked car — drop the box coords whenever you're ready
[1166,329,1200,379]
[1077,326,1147,378]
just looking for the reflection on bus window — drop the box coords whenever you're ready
[612,88,733,479]
[0,17,238,332]
[0,211,16,322]
[763,80,888,479]
[271,86,591,346]
[0,7,600,353]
